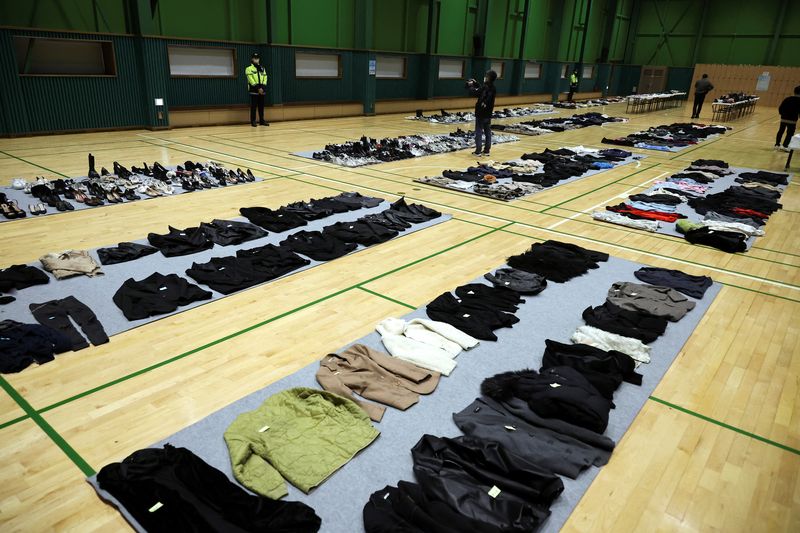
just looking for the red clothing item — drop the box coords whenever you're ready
[731,207,769,219]
[606,204,687,223]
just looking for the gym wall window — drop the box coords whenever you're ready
[490,61,505,79]
[561,64,570,78]
[167,46,236,78]
[524,62,541,79]
[582,65,595,78]
[438,58,465,79]
[295,52,342,79]
[14,36,116,76]
[376,55,406,79]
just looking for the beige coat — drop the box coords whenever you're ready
[316,343,440,421]
[39,250,102,279]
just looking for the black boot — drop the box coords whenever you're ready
[88,153,100,179]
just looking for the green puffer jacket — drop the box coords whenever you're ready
[224,387,380,499]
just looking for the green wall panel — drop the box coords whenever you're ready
[0,0,127,34]
[375,54,424,99]
[373,2,406,52]
[436,0,477,55]
[521,0,552,60]
[774,38,800,67]
[287,0,355,48]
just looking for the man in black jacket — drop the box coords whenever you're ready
[691,74,714,119]
[466,70,497,156]
[775,85,800,152]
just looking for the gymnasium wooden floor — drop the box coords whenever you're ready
[0,101,798,532]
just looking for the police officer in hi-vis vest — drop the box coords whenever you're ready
[246,52,269,127]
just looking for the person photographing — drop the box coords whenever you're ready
[246,52,269,127]
[466,70,497,156]
[775,85,800,152]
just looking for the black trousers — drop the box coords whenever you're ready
[692,93,706,117]
[474,117,492,153]
[250,93,265,123]
[29,295,109,350]
[776,122,797,147]
[567,84,577,102]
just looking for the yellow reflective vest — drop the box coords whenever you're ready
[246,63,268,93]
[570,73,578,85]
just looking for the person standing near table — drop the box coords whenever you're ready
[466,70,497,156]
[691,74,714,119]
[246,52,269,127]
[775,85,800,152]
[568,70,579,102]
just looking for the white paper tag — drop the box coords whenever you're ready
[504,281,510,285]
[504,425,516,431]
[349,225,354,229]
[467,290,475,295]
[550,383,561,388]
[278,214,283,217]
[462,313,470,318]
[179,233,186,236]
[148,502,163,512]
[488,486,501,498]
[384,492,390,500]
[218,266,226,270]
[258,425,270,432]
[158,286,167,291]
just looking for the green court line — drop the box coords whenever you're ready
[0,376,95,476]
[0,413,31,430]
[539,164,659,212]
[0,150,70,178]
[649,396,800,456]
[33,222,510,416]
[357,286,417,309]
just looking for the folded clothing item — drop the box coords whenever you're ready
[0,319,72,373]
[279,230,357,261]
[506,240,608,283]
[0,264,49,292]
[684,226,747,253]
[591,210,659,232]
[581,301,668,343]
[484,268,547,294]
[147,226,214,257]
[39,250,103,279]
[97,242,159,265]
[633,267,713,299]
[606,203,686,223]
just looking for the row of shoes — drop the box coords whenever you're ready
[5,156,259,218]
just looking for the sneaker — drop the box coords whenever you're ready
[779,146,790,152]
[774,145,781,150]
[251,121,257,127]
[11,178,27,190]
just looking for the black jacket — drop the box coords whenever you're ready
[484,268,547,295]
[199,219,267,246]
[470,83,497,119]
[234,243,310,278]
[411,434,555,532]
[0,264,49,293]
[113,273,213,321]
[581,301,668,343]
[364,481,496,533]
[239,206,308,232]
[482,366,612,433]
[541,339,642,399]
[97,444,321,533]
[778,95,800,121]
[633,267,713,299]
[279,230,357,261]
[322,220,399,246]
[453,397,611,478]
[185,256,270,295]
[147,226,214,257]
[97,242,159,265]
[426,292,519,341]
[507,240,608,283]
[0,319,72,373]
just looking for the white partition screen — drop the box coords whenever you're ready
[295,52,341,78]
[168,46,235,77]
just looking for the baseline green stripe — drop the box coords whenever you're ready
[357,287,416,309]
[649,396,800,456]
[35,221,509,416]
[0,150,69,177]
[0,376,95,475]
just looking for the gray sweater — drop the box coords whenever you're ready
[694,78,714,95]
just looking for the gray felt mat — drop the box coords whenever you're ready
[415,154,647,201]
[87,252,720,533]
[0,172,263,224]
[599,166,793,249]
[0,200,450,339]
